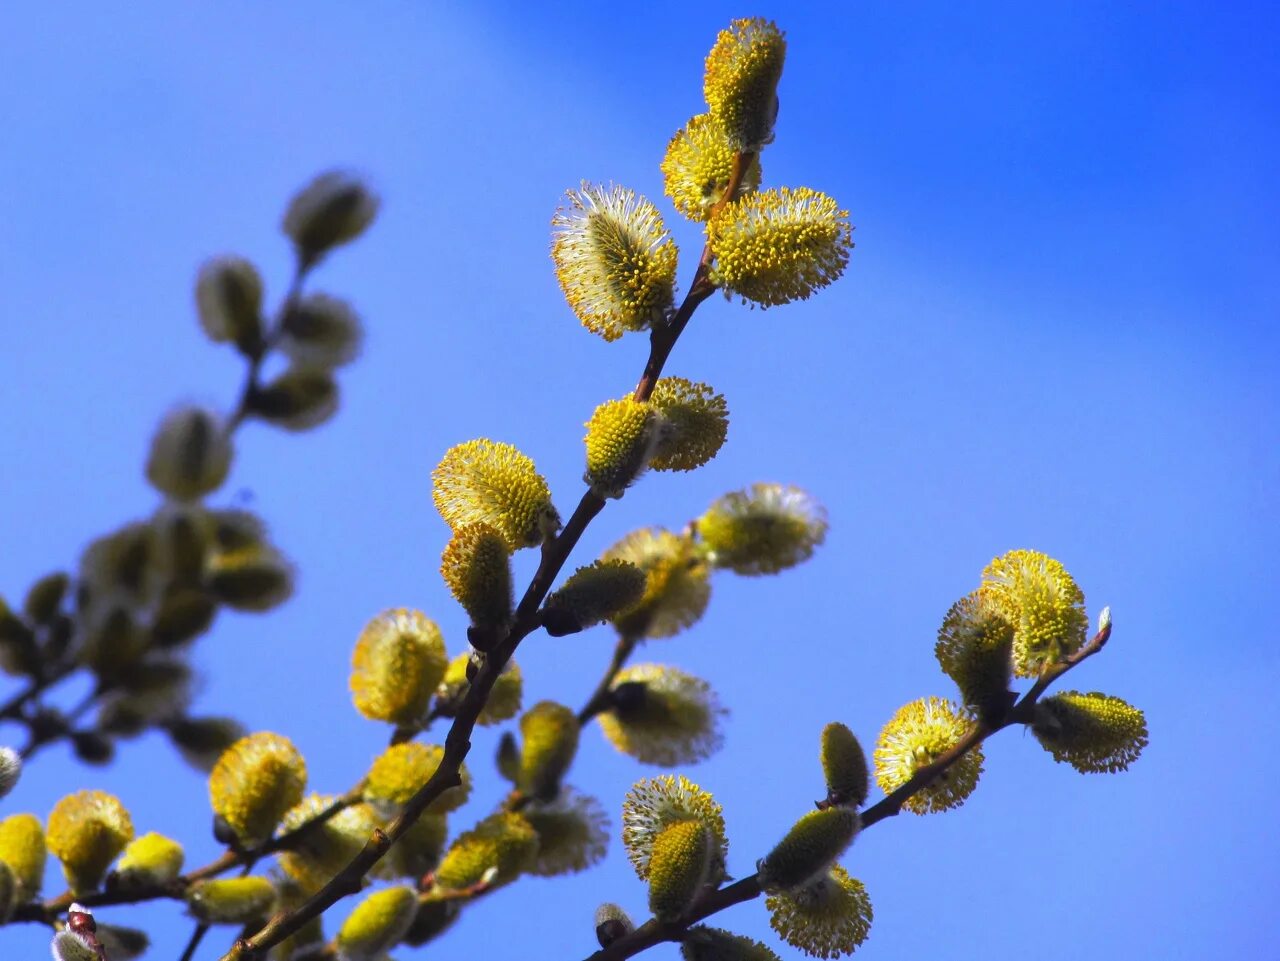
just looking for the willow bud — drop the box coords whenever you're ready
[517,701,579,800]
[543,560,646,636]
[146,406,233,501]
[47,791,134,893]
[350,609,447,726]
[820,722,869,809]
[208,731,307,848]
[703,18,786,151]
[335,885,418,961]
[110,832,184,888]
[433,439,560,550]
[757,807,858,892]
[186,876,277,924]
[282,171,379,265]
[0,813,47,900]
[440,524,513,632]
[434,812,538,891]
[583,398,665,498]
[250,367,339,432]
[595,903,635,948]
[195,255,264,353]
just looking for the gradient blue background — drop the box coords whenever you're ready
[2,2,1277,958]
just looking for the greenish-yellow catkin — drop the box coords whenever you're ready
[647,819,712,921]
[757,807,858,893]
[517,701,579,799]
[820,722,869,808]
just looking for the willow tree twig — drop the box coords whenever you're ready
[11,790,364,926]
[582,624,1114,961]
[4,259,314,770]
[577,634,640,726]
[219,153,759,961]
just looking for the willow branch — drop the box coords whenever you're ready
[219,152,759,961]
[10,791,363,926]
[583,625,1114,961]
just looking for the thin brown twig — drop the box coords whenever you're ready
[576,634,640,726]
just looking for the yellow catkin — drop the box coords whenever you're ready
[551,183,678,341]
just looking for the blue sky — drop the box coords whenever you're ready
[2,2,1278,959]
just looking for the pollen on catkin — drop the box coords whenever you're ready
[647,378,729,473]
[599,664,726,766]
[0,813,46,900]
[517,701,580,800]
[551,183,679,342]
[621,775,727,882]
[437,653,523,726]
[935,591,1016,720]
[208,731,307,848]
[433,439,560,550]
[186,876,277,924]
[440,523,513,631]
[145,405,233,501]
[979,549,1088,677]
[708,188,851,309]
[662,114,763,222]
[335,885,419,961]
[766,865,873,959]
[758,807,859,893]
[522,787,610,877]
[703,18,786,151]
[349,609,447,725]
[277,794,381,892]
[111,832,184,888]
[1031,691,1149,773]
[698,483,828,575]
[873,697,982,815]
[433,812,538,891]
[603,528,711,639]
[682,926,782,961]
[584,397,666,498]
[820,722,869,809]
[647,819,713,921]
[363,742,471,815]
[46,791,134,893]
[542,560,647,636]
